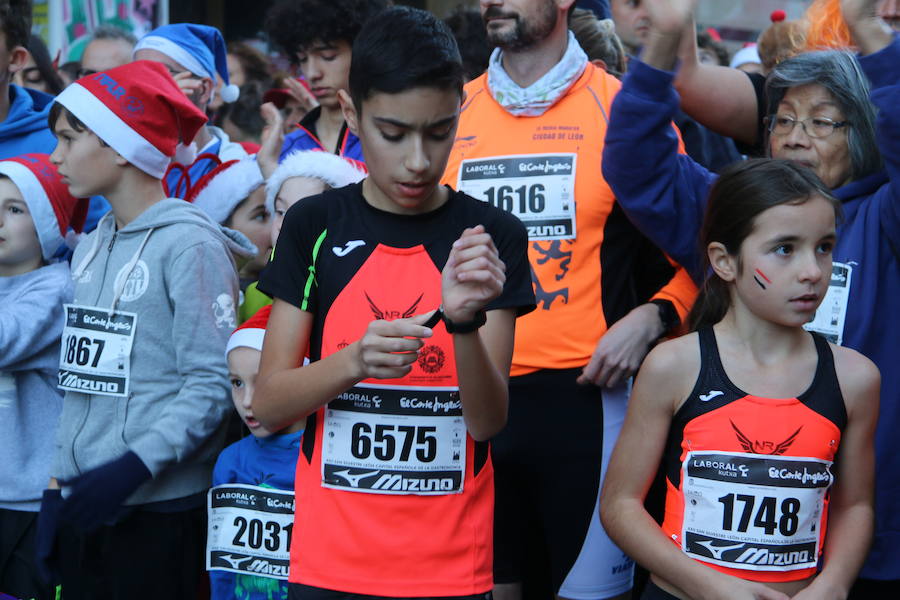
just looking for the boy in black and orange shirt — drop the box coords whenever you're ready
[253,7,534,598]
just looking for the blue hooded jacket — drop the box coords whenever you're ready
[0,85,56,158]
[278,107,364,164]
[602,38,900,579]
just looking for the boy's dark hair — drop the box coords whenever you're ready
[49,102,109,148]
[443,6,490,82]
[214,81,265,140]
[265,0,390,64]
[687,159,841,331]
[696,30,729,67]
[349,5,465,111]
[0,0,31,51]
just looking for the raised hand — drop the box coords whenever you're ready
[441,225,505,324]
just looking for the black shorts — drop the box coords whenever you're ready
[0,508,53,600]
[57,504,206,600]
[640,581,680,600]
[491,368,605,595]
[288,583,492,600]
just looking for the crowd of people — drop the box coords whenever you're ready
[0,0,897,600]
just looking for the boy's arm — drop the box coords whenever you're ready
[794,348,879,600]
[0,266,72,372]
[442,225,517,441]
[128,240,236,477]
[253,301,433,432]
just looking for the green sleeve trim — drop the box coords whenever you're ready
[301,228,328,311]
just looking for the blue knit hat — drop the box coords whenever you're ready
[133,23,239,103]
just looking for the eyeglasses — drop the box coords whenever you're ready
[765,115,849,138]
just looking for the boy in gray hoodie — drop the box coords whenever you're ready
[0,153,86,600]
[36,60,254,598]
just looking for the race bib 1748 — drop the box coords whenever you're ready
[681,451,832,572]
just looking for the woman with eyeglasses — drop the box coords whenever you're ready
[602,0,900,597]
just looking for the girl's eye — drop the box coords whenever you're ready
[817,241,834,254]
[9,205,23,214]
[773,244,793,256]
[253,212,268,222]
[230,378,244,389]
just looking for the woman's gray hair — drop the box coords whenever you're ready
[765,50,882,182]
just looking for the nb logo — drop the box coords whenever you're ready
[695,539,745,560]
[333,240,366,257]
[699,390,724,402]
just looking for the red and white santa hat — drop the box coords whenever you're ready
[0,154,88,260]
[227,304,271,355]
[53,61,208,179]
[186,157,264,224]
[265,150,367,216]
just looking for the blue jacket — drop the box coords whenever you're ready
[210,430,301,600]
[0,85,111,234]
[0,85,56,159]
[279,107,364,164]
[602,38,900,579]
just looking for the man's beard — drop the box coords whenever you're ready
[483,1,558,51]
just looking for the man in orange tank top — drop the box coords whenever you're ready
[442,2,696,599]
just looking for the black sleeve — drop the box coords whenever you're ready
[257,196,328,312]
[734,71,767,157]
[484,209,536,317]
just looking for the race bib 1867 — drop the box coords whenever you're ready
[457,154,577,240]
[58,304,136,397]
[681,451,832,572]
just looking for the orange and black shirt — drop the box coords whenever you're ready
[661,328,846,582]
[442,64,696,376]
[258,183,534,596]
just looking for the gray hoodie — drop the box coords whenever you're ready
[0,262,71,511]
[53,199,256,505]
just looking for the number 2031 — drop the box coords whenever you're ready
[232,517,292,552]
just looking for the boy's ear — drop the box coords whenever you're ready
[708,242,737,282]
[337,89,358,135]
[196,77,215,109]
[7,46,29,75]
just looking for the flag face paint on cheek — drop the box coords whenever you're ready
[754,268,771,290]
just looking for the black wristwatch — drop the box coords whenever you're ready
[425,307,487,334]
[649,299,680,337]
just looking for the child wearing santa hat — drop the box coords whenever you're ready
[207,306,304,600]
[0,153,86,600]
[237,149,367,322]
[36,60,254,597]
[133,23,249,198]
[186,156,271,288]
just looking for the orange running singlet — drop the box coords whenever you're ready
[660,328,847,582]
[257,185,534,596]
